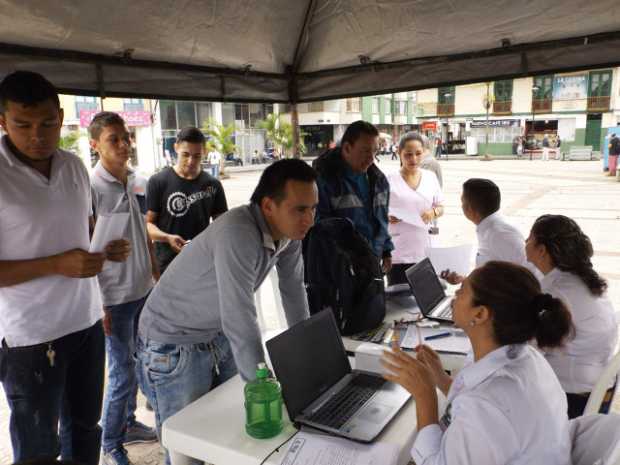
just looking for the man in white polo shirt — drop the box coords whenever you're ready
[0,71,129,465]
[89,111,159,465]
[441,178,529,284]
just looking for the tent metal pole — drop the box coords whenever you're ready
[289,0,318,158]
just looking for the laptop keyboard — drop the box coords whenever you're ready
[307,374,385,430]
[431,300,453,319]
[437,304,453,319]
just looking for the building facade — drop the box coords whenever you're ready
[281,93,419,156]
[52,65,620,176]
[413,68,620,155]
[284,67,620,157]
[57,96,277,175]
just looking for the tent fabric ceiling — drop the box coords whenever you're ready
[1,0,620,103]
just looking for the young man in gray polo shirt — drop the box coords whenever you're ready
[137,159,316,465]
[89,112,159,465]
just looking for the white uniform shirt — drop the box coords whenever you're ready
[541,268,618,393]
[475,211,527,267]
[0,136,102,347]
[412,344,571,465]
[387,169,443,264]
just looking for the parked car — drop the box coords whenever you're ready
[225,153,243,166]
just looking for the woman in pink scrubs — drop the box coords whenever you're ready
[387,132,444,285]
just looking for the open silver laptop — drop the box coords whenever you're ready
[266,309,410,442]
[405,258,454,323]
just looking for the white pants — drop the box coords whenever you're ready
[542,147,549,161]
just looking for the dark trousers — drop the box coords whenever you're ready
[387,263,415,286]
[0,321,105,465]
[566,389,612,419]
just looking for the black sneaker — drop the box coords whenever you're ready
[124,421,157,445]
[103,447,133,465]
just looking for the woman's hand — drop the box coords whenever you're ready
[381,345,439,427]
[388,215,402,224]
[421,210,434,224]
[416,345,453,395]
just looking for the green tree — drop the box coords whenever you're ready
[59,131,80,153]
[202,119,236,178]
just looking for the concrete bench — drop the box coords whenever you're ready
[565,146,593,161]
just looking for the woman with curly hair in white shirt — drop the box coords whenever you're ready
[526,214,618,418]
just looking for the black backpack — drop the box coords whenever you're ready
[302,218,386,335]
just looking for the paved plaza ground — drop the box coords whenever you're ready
[1,157,619,464]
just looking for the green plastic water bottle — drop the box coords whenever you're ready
[244,363,283,439]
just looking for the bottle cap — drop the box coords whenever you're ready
[256,362,269,379]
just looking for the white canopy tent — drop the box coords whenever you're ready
[0,0,619,103]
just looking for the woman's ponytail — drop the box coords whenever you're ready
[531,293,575,349]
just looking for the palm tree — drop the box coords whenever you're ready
[203,119,236,178]
[257,114,307,158]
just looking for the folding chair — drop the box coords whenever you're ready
[570,413,620,465]
[584,351,620,416]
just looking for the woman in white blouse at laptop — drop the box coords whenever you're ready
[382,261,573,465]
[525,214,618,418]
[386,132,444,286]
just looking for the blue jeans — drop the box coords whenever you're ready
[136,333,237,465]
[101,296,148,453]
[0,321,105,465]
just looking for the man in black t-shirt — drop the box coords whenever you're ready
[146,127,228,273]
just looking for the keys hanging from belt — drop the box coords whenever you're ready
[46,343,56,367]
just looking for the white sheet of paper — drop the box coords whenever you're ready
[389,206,426,228]
[89,213,130,253]
[401,326,471,354]
[425,244,475,276]
[280,431,398,465]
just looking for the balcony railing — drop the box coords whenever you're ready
[493,100,512,115]
[437,103,455,117]
[532,99,552,112]
[587,96,610,112]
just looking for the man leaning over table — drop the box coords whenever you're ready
[136,159,316,465]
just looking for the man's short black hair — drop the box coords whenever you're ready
[340,120,379,147]
[0,71,60,113]
[462,178,501,218]
[251,159,317,205]
[176,127,205,145]
[88,111,126,140]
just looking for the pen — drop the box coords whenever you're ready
[416,314,423,346]
[425,332,452,341]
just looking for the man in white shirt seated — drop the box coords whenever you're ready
[442,178,528,284]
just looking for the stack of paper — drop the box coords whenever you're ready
[425,244,475,277]
[400,326,471,354]
[89,213,130,253]
[280,431,398,465]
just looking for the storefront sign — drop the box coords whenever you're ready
[553,75,587,101]
[421,121,437,131]
[79,110,152,128]
[470,119,520,128]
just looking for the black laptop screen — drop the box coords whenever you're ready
[405,259,446,314]
[266,309,352,421]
